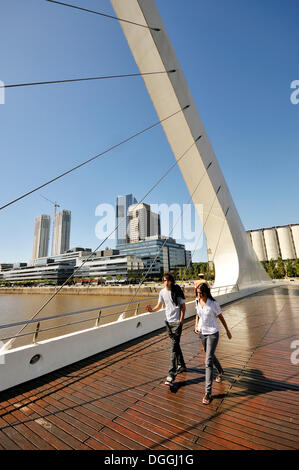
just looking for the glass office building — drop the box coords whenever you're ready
[75,253,144,280]
[117,236,190,277]
[116,194,137,246]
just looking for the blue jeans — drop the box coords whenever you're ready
[199,331,223,394]
[165,321,186,379]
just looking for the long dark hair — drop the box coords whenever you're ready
[163,272,185,305]
[196,282,215,301]
[163,272,175,285]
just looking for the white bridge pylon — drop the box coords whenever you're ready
[110,0,270,288]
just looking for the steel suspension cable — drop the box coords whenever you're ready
[45,0,160,31]
[125,180,229,312]
[0,105,188,211]
[0,70,175,90]
[5,118,200,348]
[122,157,216,310]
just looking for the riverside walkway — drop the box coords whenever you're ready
[0,285,298,450]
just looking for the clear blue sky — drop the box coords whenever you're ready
[0,0,298,263]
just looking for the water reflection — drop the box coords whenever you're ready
[0,293,157,349]
[0,292,193,349]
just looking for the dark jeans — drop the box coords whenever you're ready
[199,331,223,394]
[165,321,186,379]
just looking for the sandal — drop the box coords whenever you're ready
[202,393,211,405]
[215,372,224,383]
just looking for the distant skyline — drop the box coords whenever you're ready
[0,0,298,263]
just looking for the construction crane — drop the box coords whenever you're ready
[41,195,60,217]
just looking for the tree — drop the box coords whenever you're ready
[286,259,295,277]
[261,261,268,273]
[268,259,277,279]
[295,259,299,277]
[276,258,285,279]
[193,264,199,279]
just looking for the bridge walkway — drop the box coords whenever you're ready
[0,286,298,450]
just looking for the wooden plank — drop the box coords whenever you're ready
[208,412,299,448]
[25,420,73,450]
[1,426,38,450]
[0,429,21,450]
[90,429,130,450]
[0,286,298,450]
[124,408,197,450]
[45,414,91,443]
[13,423,56,450]
[84,437,111,450]
[114,416,187,450]
[216,404,299,437]
[204,419,294,450]
[34,417,90,450]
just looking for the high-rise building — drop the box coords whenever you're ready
[150,211,161,237]
[128,203,161,243]
[32,215,50,259]
[128,203,151,243]
[51,210,71,256]
[116,194,137,246]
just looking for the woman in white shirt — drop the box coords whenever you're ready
[195,283,232,405]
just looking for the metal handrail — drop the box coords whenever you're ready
[0,305,140,341]
[211,284,238,290]
[0,283,239,345]
[0,296,156,331]
[211,284,239,293]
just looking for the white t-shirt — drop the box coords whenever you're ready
[196,297,221,334]
[158,287,185,323]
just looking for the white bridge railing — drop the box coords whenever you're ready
[0,284,238,348]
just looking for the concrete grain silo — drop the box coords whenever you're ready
[263,228,280,260]
[276,226,296,260]
[251,230,267,261]
[290,224,299,258]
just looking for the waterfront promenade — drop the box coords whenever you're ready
[0,284,195,297]
[0,285,298,450]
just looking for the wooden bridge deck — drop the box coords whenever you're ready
[0,285,298,450]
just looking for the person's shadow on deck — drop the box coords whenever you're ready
[169,366,299,399]
[213,367,298,400]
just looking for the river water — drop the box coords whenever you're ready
[0,292,158,349]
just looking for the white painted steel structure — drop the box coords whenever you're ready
[110,0,270,288]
